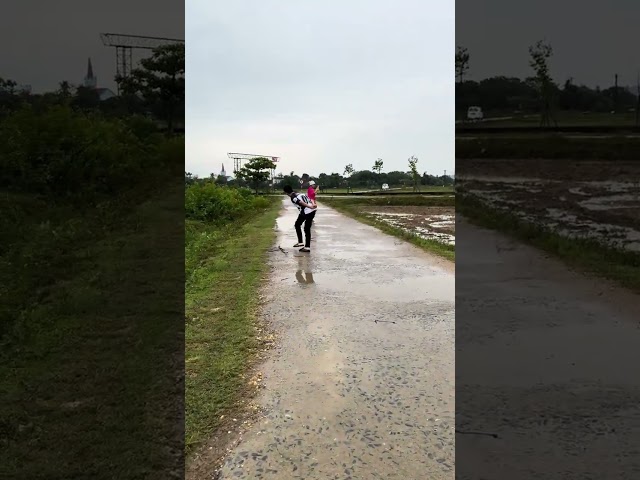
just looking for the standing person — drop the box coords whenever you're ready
[283,185,316,253]
[307,180,318,206]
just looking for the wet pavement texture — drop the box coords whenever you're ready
[216,199,454,479]
[456,217,640,479]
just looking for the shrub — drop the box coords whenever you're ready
[0,105,185,203]
[185,183,268,223]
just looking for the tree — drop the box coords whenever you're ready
[278,171,301,190]
[408,156,420,192]
[58,81,73,100]
[455,46,470,83]
[236,157,276,193]
[72,86,100,110]
[372,158,384,188]
[0,77,17,94]
[118,43,185,134]
[529,40,557,127]
[343,163,354,193]
[214,175,228,185]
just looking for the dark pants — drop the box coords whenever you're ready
[295,210,316,247]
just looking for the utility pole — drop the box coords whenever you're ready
[636,72,640,127]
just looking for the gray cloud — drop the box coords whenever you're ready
[186,0,454,178]
[456,0,640,88]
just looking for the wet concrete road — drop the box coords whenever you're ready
[216,200,455,479]
[456,217,640,479]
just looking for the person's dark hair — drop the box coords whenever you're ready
[283,185,293,194]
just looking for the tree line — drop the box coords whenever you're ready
[456,42,640,121]
[1,43,184,134]
[186,155,454,193]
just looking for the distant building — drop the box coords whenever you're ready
[82,57,116,101]
[83,58,97,89]
[220,163,227,177]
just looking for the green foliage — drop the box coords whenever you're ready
[328,195,455,207]
[185,183,270,223]
[0,79,186,477]
[373,158,384,176]
[0,104,184,342]
[408,156,420,191]
[118,43,185,133]
[457,76,637,117]
[0,105,175,202]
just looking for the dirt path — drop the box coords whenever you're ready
[456,217,640,479]
[214,200,455,479]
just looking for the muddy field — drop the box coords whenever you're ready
[359,206,455,245]
[457,159,640,252]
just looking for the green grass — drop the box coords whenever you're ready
[324,186,453,194]
[322,197,455,262]
[0,181,184,479]
[185,198,281,456]
[458,194,640,292]
[485,111,638,127]
[456,135,640,159]
[327,195,455,207]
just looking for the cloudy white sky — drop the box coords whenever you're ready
[186,0,454,178]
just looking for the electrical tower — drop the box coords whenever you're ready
[100,33,184,92]
[227,153,280,185]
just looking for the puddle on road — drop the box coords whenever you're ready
[311,271,454,303]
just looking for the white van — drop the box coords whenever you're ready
[466,106,483,121]
[381,183,390,190]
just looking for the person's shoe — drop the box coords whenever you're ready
[294,242,304,247]
[299,247,311,253]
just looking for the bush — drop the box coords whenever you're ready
[185,183,270,223]
[0,105,182,202]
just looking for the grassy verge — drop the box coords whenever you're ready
[456,135,640,159]
[486,111,638,127]
[185,198,281,456]
[323,195,455,207]
[324,186,454,194]
[321,197,455,262]
[458,194,640,292]
[0,180,184,479]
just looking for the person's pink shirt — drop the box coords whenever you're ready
[307,186,316,203]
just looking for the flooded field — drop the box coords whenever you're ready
[360,206,455,245]
[457,158,640,252]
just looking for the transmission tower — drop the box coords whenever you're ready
[100,33,184,92]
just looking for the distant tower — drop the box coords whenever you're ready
[83,58,97,89]
[220,163,226,177]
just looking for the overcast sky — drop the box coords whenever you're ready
[1,0,183,93]
[457,0,640,88]
[186,0,454,178]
